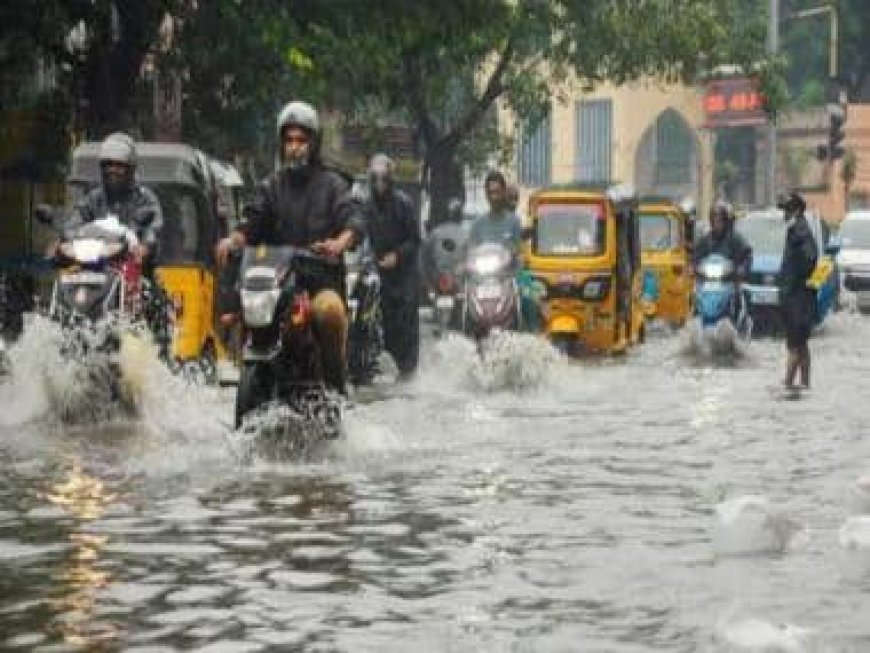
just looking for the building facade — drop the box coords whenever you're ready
[505,79,714,218]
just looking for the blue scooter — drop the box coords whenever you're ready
[692,254,752,354]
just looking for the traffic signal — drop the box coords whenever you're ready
[818,92,848,161]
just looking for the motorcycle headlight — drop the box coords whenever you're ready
[65,239,109,264]
[241,289,280,327]
[471,254,503,276]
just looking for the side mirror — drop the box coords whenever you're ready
[521,226,534,241]
[33,204,56,225]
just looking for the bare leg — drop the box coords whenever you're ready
[798,343,811,388]
[784,347,800,388]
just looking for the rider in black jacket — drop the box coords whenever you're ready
[216,101,365,395]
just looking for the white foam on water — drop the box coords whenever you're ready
[712,610,822,652]
[712,495,800,557]
[417,331,565,395]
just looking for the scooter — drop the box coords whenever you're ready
[692,253,752,353]
[234,246,342,451]
[463,242,522,340]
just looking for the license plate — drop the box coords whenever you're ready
[476,283,501,301]
[61,271,108,285]
[435,296,454,309]
[752,288,779,305]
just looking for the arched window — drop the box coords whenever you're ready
[655,109,694,185]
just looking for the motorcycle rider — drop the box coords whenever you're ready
[692,200,752,318]
[469,170,522,255]
[50,132,163,270]
[361,153,421,380]
[216,100,365,395]
[777,191,818,390]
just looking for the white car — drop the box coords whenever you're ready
[839,211,870,313]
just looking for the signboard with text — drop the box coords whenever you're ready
[703,77,767,128]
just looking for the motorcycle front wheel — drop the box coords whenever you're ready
[235,362,274,429]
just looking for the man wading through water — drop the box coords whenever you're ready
[361,153,420,381]
[778,191,819,391]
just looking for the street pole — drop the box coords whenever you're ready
[767,0,779,207]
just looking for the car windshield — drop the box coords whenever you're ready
[639,213,680,251]
[840,219,870,249]
[737,216,785,257]
[534,202,606,256]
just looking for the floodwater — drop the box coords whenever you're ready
[0,314,869,652]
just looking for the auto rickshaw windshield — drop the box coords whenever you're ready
[639,213,680,251]
[534,202,606,256]
[153,185,211,264]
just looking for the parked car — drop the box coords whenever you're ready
[838,210,870,313]
[737,208,840,332]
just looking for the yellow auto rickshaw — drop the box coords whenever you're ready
[68,142,235,379]
[524,184,645,354]
[638,197,695,327]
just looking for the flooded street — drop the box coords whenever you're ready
[1,315,869,652]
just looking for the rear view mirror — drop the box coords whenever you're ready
[521,226,534,241]
[33,204,56,225]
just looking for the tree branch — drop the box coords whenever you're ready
[401,51,441,148]
[442,34,515,149]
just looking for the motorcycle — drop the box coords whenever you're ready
[346,255,383,386]
[462,242,522,339]
[41,213,175,414]
[234,246,342,451]
[692,253,752,353]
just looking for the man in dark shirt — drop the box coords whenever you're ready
[693,200,752,320]
[57,132,163,270]
[692,201,752,276]
[216,101,365,395]
[361,153,420,379]
[777,192,819,390]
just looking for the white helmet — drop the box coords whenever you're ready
[276,101,320,140]
[99,132,137,167]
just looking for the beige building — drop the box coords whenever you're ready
[503,79,714,218]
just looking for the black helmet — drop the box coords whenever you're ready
[776,191,806,216]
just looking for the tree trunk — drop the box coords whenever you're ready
[425,141,465,232]
[79,0,167,136]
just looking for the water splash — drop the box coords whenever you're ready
[419,331,564,394]
[680,318,751,365]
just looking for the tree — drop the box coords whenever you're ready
[0,0,173,157]
[259,0,768,224]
